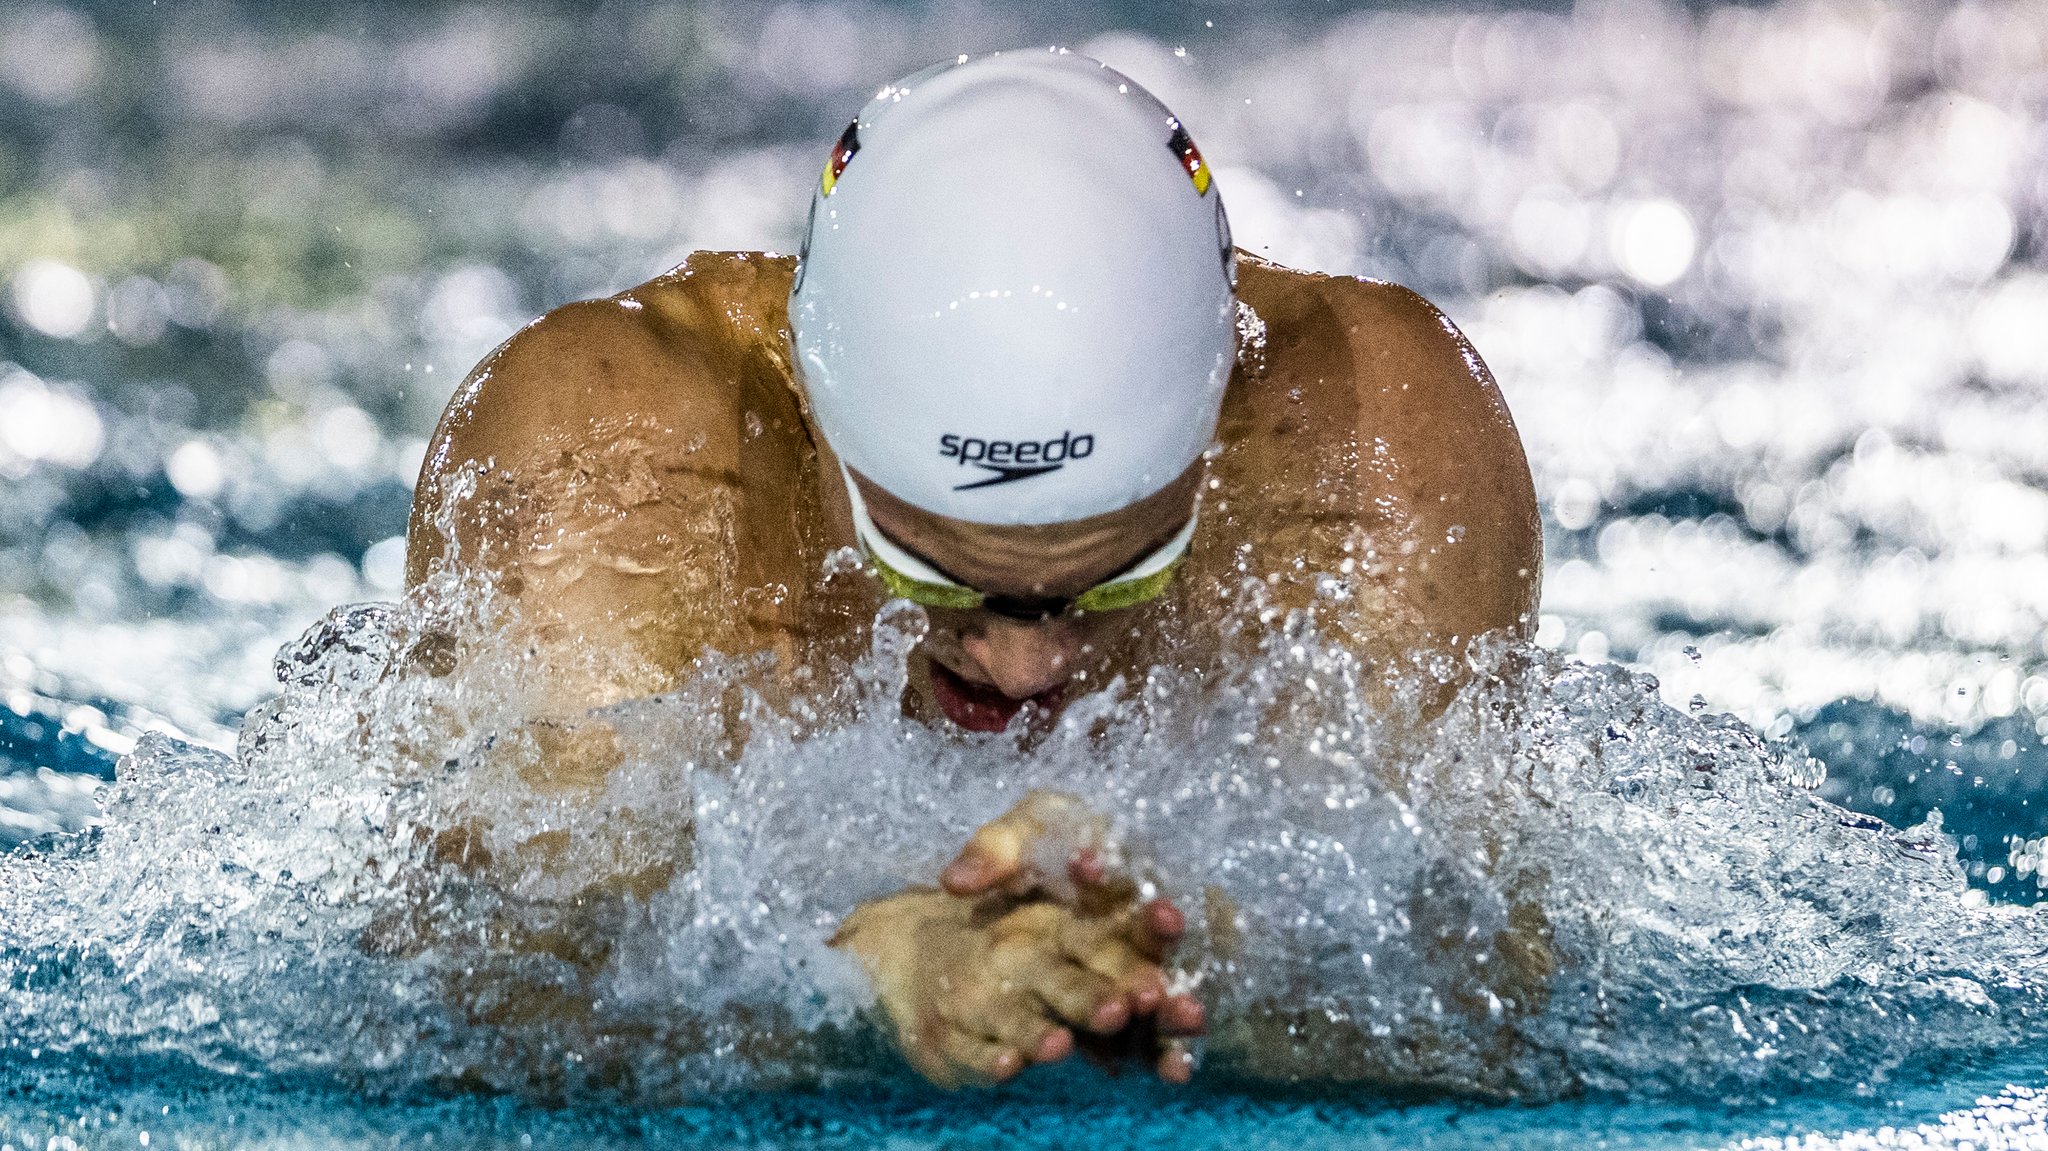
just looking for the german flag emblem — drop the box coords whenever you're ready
[1167,120,1211,196]
[821,120,861,197]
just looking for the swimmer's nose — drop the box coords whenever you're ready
[959,617,1079,700]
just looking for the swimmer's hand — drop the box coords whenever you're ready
[831,791,1203,1088]
[937,789,1118,903]
[830,886,1200,1088]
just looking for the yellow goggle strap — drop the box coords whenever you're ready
[868,552,984,610]
[843,465,985,609]
[841,464,1197,614]
[1071,510,1196,612]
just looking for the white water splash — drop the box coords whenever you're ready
[2,566,2044,1105]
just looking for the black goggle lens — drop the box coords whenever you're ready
[980,594,1074,621]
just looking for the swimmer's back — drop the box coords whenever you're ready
[406,250,1539,713]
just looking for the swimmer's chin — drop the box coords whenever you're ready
[923,658,1065,733]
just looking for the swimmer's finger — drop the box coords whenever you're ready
[1066,849,1143,914]
[981,998,1075,1066]
[1057,922,1169,1012]
[1066,850,1140,899]
[1157,993,1206,1037]
[1065,898,1185,966]
[1028,961,1127,1034]
[939,827,1029,895]
[1134,897,1186,958]
[1068,849,1108,888]
[934,1026,1025,1086]
[942,791,1105,898]
[1155,1038,1196,1084]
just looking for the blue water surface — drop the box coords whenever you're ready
[5,1050,2048,1151]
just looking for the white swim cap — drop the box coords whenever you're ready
[790,49,1237,526]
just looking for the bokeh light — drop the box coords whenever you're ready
[0,0,2036,749]
[9,260,95,339]
[1610,199,1696,287]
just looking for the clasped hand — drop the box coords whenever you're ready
[832,792,1205,1087]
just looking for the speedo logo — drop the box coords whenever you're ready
[940,430,1095,491]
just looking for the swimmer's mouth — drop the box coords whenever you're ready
[927,661,1063,733]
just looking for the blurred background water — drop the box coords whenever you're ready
[3,0,2048,1144]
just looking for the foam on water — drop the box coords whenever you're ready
[4,561,2046,1107]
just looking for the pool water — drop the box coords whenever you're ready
[6,0,2048,1145]
[9,1055,2048,1150]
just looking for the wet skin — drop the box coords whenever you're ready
[835,791,1208,1085]
[405,250,1542,1087]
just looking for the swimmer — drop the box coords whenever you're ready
[405,51,1541,1088]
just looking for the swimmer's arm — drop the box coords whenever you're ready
[403,287,751,745]
[1329,275,1542,645]
[405,287,746,584]
[1307,280,1562,1062]
[1236,260,1542,649]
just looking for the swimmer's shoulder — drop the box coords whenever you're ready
[1232,254,1515,429]
[415,251,804,488]
[425,251,798,459]
[1224,254,1541,641]
[630,249,800,366]
[408,251,806,581]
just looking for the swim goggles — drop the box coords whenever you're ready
[841,465,1196,619]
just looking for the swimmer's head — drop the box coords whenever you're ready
[790,48,1238,528]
